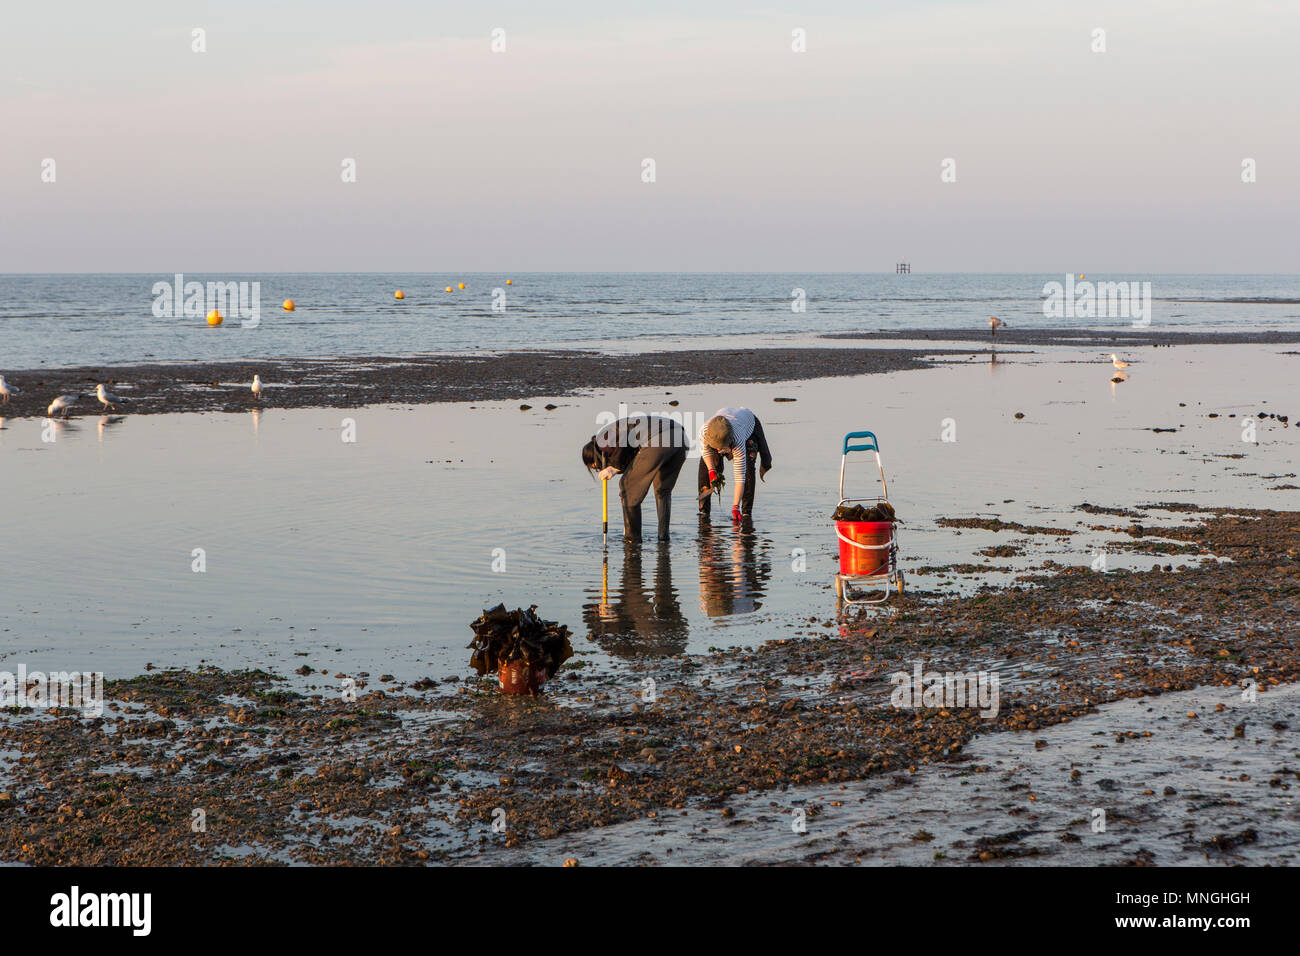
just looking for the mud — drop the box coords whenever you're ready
[1,502,1297,865]
[0,347,976,420]
[470,682,1300,866]
[936,517,1076,536]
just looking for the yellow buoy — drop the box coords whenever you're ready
[458,282,465,290]
[506,279,512,285]
[394,290,405,300]
[445,286,452,293]
[206,309,223,326]
[282,299,295,311]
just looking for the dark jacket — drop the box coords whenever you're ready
[593,416,687,472]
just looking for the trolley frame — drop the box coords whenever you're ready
[834,431,904,605]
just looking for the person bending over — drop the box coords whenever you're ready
[581,415,687,543]
[697,407,773,523]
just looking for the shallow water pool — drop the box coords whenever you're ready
[2,341,1296,682]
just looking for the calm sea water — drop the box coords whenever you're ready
[2,273,1299,368]
[4,344,1298,681]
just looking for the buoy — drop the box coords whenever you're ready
[206,309,223,326]
[458,282,465,290]
[506,279,512,285]
[394,290,405,300]
[282,299,295,311]
[445,286,452,293]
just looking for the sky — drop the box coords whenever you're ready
[2,0,1297,272]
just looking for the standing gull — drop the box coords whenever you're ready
[0,376,18,404]
[94,384,124,411]
[1110,353,1130,370]
[989,316,1006,336]
[251,375,263,401]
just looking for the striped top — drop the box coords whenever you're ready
[699,407,756,484]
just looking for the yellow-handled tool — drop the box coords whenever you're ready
[602,477,609,552]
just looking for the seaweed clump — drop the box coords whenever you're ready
[468,604,574,678]
[832,501,899,523]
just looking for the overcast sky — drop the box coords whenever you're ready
[3,0,1296,272]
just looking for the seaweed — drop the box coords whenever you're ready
[698,472,726,502]
[467,604,574,678]
[832,501,899,523]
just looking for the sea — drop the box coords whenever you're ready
[2,272,1299,368]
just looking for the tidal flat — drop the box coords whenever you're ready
[2,340,1298,864]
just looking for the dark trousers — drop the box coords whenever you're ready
[698,441,757,517]
[620,444,687,541]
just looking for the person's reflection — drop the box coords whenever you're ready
[698,517,770,618]
[583,541,687,657]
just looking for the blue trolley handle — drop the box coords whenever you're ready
[839,431,888,502]
[843,431,879,454]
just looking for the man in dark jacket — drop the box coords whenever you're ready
[582,415,687,542]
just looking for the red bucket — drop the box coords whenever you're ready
[836,520,892,576]
[498,660,547,695]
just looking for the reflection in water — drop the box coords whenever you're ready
[97,415,126,441]
[251,406,262,439]
[583,542,687,657]
[698,517,771,618]
[1109,369,1128,401]
[47,419,77,440]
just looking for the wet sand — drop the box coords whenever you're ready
[823,328,1300,347]
[0,346,977,419]
[472,682,1300,866]
[2,502,1297,865]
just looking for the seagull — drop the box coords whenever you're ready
[1110,353,1130,370]
[251,375,263,401]
[0,376,17,404]
[94,383,124,411]
[989,316,1006,336]
[47,394,78,418]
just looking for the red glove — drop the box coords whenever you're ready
[708,469,718,482]
[731,506,743,523]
